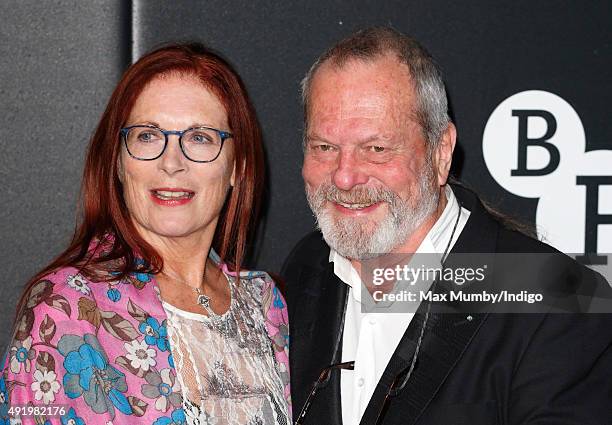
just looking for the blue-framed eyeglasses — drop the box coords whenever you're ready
[120,125,233,163]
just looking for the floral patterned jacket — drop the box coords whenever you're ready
[0,251,290,425]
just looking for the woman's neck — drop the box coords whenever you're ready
[151,236,230,315]
[144,231,214,289]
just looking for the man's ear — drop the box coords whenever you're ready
[434,122,457,186]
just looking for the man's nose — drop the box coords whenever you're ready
[158,135,187,175]
[332,149,369,190]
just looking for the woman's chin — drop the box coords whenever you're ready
[137,222,211,242]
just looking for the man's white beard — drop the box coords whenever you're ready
[306,166,439,260]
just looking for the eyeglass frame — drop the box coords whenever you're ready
[294,323,426,425]
[295,361,355,425]
[120,124,233,163]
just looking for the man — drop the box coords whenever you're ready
[282,27,612,424]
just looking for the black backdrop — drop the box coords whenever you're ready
[1,0,610,348]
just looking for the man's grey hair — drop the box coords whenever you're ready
[301,27,450,147]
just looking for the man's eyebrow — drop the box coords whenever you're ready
[305,133,331,144]
[360,135,391,144]
[305,134,396,145]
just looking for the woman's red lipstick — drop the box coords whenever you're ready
[150,188,195,206]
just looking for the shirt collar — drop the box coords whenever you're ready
[428,185,461,253]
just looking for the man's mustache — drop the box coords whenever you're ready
[313,183,398,205]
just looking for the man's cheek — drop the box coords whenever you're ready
[303,168,323,189]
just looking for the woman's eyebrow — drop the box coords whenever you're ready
[126,120,160,127]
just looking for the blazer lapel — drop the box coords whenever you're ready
[359,294,489,425]
[290,262,348,425]
[360,185,499,425]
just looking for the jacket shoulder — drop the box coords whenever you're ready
[282,231,329,274]
[496,225,558,254]
[281,231,329,304]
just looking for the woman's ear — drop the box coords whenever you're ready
[230,161,236,187]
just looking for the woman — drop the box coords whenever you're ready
[0,43,290,425]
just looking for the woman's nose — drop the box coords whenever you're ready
[158,135,187,175]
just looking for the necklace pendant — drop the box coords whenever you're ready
[197,293,211,308]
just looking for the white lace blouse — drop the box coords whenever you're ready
[162,273,290,425]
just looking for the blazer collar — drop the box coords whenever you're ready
[450,183,499,254]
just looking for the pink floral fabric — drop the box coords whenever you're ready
[0,252,290,424]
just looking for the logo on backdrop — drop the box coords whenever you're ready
[482,90,612,266]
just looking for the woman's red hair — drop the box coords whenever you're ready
[14,42,264,320]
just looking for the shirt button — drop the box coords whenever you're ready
[368,317,377,325]
[357,378,365,387]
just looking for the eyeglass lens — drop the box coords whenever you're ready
[124,126,223,162]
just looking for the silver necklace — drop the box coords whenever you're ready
[197,284,234,337]
[195,287,213,311]
[161,267,233,336]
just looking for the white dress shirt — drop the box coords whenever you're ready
[330,186,470,424]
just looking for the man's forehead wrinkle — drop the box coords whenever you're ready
[308,55,418,142]
[338,99,387,120]
[315,87,409,119]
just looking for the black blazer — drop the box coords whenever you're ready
[282,185,612,425]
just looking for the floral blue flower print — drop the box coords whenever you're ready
[58,334,132,418]
[132,271,151,284]
[110,258,151,288]
[273,286,285,309]
[0,376,9,425]
[132,258,152,283]
[0,251,292,423]
[107,287,122,302]
[139,317,170,351]
[153,408,186,425]
[141,369,181,412]
[61,407,85,425]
